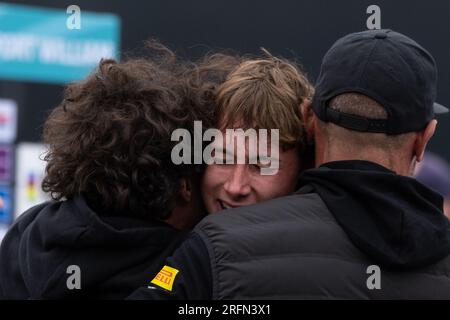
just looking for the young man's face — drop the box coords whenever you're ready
[201,130,301,214]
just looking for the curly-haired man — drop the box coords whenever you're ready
[0,44,236,299]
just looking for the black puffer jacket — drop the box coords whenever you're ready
[129,161,450,299]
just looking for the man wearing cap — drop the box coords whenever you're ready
[129,29,450,299]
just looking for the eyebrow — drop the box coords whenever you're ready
[248,155,281,164]
[215,148,282,165]
[214,148,235,157]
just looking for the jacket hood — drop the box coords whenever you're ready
[299,160,450,269]
[0,196,182,299]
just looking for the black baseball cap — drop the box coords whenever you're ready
[312,29,448,135]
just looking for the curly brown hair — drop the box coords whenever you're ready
[42,42,235,220]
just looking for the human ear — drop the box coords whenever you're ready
[180,178,192,203]
[414,120,437,163]
[300,99,315,144]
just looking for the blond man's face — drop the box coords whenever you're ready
[200,129,301,214]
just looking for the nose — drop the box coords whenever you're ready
[223,165,252,200]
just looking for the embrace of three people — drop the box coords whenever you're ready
[0,30,449,300]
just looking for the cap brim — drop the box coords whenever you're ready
[434,102,449,114]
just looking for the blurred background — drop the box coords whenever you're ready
[0,0,449,239]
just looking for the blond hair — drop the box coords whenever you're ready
[216,50,314,148]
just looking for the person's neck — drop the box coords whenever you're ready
[315,145,414,176]
[166,205,192,231]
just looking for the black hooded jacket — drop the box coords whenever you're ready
[299,160,450,269]
[129,160,450,299]
[0,196,186,299]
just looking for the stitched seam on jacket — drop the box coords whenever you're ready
[194,229,219,300]
[223,254,450,281]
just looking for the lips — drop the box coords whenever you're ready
[218,200,237,211]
